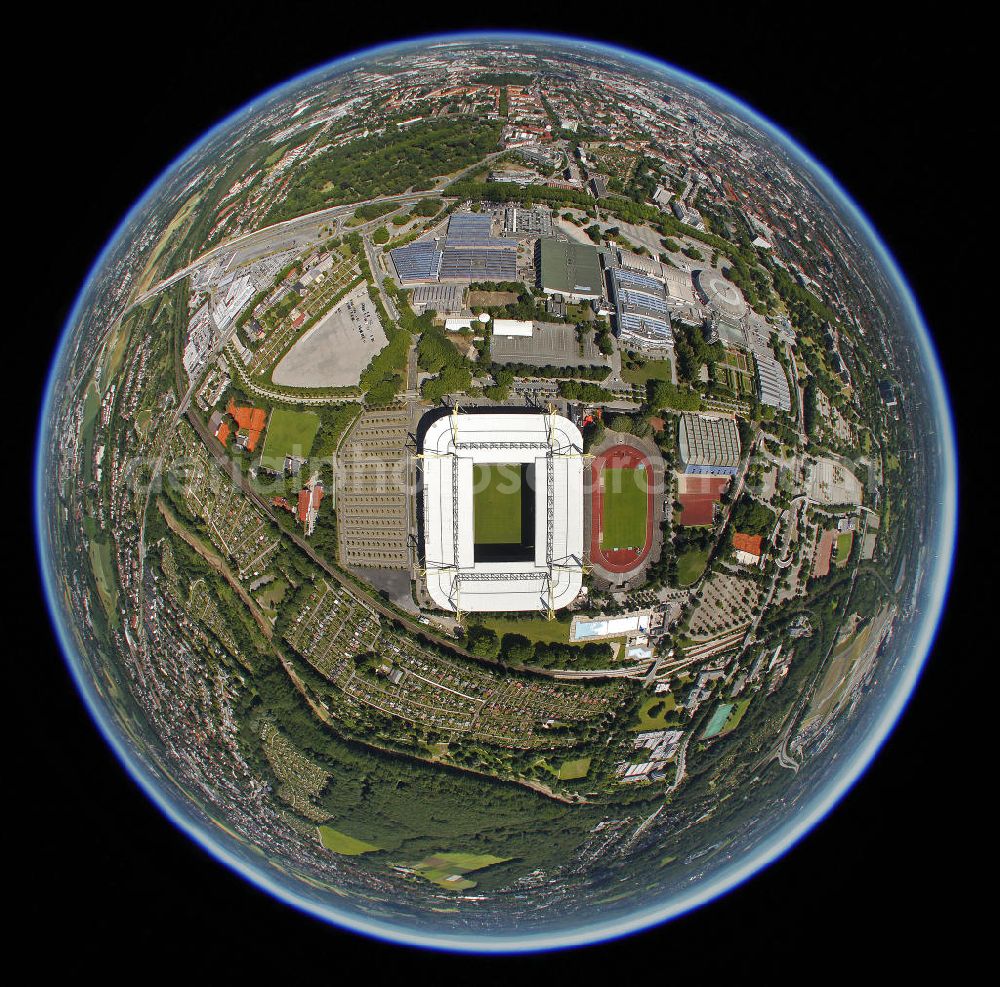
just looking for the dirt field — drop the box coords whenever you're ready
[468,290,519,307]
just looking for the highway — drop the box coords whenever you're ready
[130,151,508,313]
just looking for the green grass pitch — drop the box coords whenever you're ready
[599,467,648,549]
[473,463,522,544]
[259,408,320,472]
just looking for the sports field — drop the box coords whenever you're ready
[835,531,854,565]
[590,444,655,575]
[259,408,320,472]
[473,463,522,544]
[599,467,648,549]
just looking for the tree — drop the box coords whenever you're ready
[501,634,534,664]
[467,626,500,659]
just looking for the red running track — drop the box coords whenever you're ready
[590,444,654,574]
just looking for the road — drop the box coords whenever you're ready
[183,401,647,685]
[132,151,508,313]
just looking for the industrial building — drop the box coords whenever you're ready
[571,612,652,642]
[753,348,792,412]
[502,207,553,238]
[705,314,747,348]
[537,238,603,302]
[491,319,534,337]
[390,211,517,285]
[420,410,585,614]
[439,247,516,281]
[678,413,741,475]
[615,248,666,279]
[409,283,465,315]
[661,266,698,306]
[608,267,674,348]
[390,240,442,282]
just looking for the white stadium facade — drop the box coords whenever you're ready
[420,411,585,614]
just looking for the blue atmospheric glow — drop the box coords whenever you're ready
[35,31,958,954]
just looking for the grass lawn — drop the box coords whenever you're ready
[473,463,522,544]
[631,693,677,731]
[835,531,853,565]
[317,826,380,855]
[254,577,288,619]
[720,698,751,735]
[676,547,710,586]
[600,467,648,549]
[89,536,120,626]
[622,358,672,385]
[557,757,591,780]
[483,615,572,644]
[410,852,510,891]
[259,408,320,472]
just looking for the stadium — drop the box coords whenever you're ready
[420,410,585,615]
[589,443,655,574]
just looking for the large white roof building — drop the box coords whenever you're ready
[421,411,585,614]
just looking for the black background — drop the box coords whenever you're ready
[21,5,977,977]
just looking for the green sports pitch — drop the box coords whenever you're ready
[600,467,648,549]
[473,463,522,544]
[259,408,320,472]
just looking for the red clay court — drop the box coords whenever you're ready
[590,444,654,574]
[677,475,729,526]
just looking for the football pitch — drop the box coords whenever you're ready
[473,463,522,544]
[259,409,320,472]
[600,467,648,549]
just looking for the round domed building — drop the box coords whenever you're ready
[694,268,748,320]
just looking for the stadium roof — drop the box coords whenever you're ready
[538,239,603,299]
[421,411,584,613]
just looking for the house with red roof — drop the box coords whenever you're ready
[732,532,763,566]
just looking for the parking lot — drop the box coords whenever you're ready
[272,283,385,387]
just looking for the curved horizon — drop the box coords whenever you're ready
[35,30,958,954]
